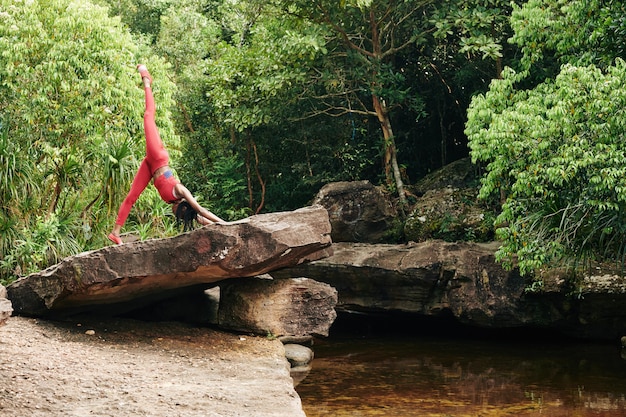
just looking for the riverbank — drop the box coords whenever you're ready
[0,316,305,417]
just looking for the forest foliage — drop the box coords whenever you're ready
[466,0,626,276]
[0,0,625,284]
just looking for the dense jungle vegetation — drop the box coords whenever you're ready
[0,0,625,284]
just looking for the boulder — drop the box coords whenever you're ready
[411,157,478,194]
[404,186,494,242]
[0,285,12,327]
[404,157,495,242]
[275,241,626,340]
[312,180,396,243]
[7,206,332,316]
[218,277,337,338]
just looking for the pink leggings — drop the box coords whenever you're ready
[115,86,170,226]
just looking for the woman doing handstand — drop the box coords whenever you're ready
[108,65,224,245]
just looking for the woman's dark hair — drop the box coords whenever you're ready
[175,200,197,231]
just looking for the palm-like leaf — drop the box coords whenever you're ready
[103,138,137,215]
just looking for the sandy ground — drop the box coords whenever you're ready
[0,316,306,417]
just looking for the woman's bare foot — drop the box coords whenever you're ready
[107,233,123,245]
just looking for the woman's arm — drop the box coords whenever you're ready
[174,183,225,223]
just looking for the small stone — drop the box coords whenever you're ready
[284,344,314,367]
[85,330,95,335]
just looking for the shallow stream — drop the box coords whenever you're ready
[297,320,626,417]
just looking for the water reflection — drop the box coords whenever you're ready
[297,328,626,417]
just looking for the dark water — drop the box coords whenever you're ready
[296,322,626,417]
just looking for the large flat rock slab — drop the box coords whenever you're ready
[276,241,626,340]
[7,206,332,316]
[0,285,11,327]
[0,316,306,417]
[277,241,517,322]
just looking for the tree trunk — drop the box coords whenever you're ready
[438,102,447,167]
[245,132,266,214]
[372,95,406,205]
[368,9,406,206]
